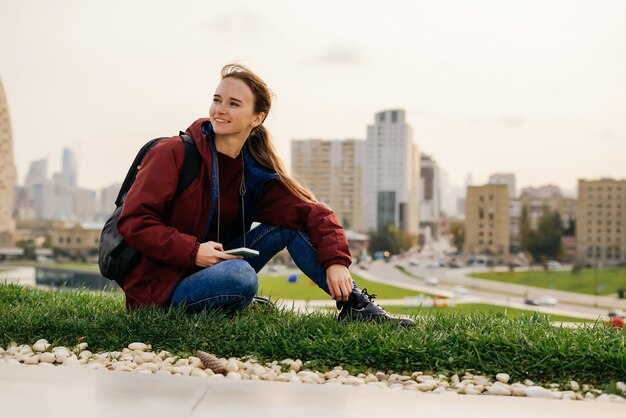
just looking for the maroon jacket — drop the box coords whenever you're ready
[118,118,351,309]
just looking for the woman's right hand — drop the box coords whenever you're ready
[195,241,242,267]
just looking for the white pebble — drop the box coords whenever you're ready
[616,381,626,394]
[127,342,149,351]
[23,355,40,365]
[33,340,51,352]
[487,383,511,396]
[226,372,241,380]
[39,352,56,364]
[524,386,559,399]
[416,381,437,392]
[495,373,510,383]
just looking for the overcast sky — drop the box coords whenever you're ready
[1,0,625,196]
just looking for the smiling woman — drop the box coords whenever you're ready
[113,63,414,325]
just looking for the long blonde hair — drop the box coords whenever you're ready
[221,64,317,202]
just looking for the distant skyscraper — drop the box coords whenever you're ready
[0,78,16,246]
[420,154,441,240]
[292,139,365,232]
[62,147,78,188]
[364,110,420,235]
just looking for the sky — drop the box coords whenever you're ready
[1,0,625,198]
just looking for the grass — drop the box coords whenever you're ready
[1,283,624,387]
[383,304,591,323]
[470,267,626,296]
[257,272,423,300]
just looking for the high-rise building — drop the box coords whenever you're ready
[98,182,122,220]
[364,110,420,236]
[576,178,626,267]
[0,79,16,246]
[61,147,77,188]
[420,154,441,241]
[464,184,510,262]
[291,139,364,232]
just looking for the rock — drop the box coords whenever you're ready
[569,380,579,391]
[33,340,50,352]
[584,392,595,400]
[523,379,535,386]
[416,381,437,392]
[495,373,510,384]
[324,371,338,380]
[364,374,378,383]
[127,342,149,351]
[290,360,303,373]
[416,375,434,383]
[432,386,446,394]
[23,355,40,365]
[487,384,511,396]
[561,391,577,400]
[524,386,559,399]
[225,372,241,380]
[39,352,56,364]
[616,381,626,394]
[451,374,460,385]
[78,350,93,360]
[375,372,388,381]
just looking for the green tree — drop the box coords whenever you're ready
[520,204,531,251]
[525,206,563,264]
[449,221,465,253]
[368,225,413,255]
[16,240,37,260]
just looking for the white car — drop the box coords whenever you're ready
[424,277,439,286]
[527,295,558,306]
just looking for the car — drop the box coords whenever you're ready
[525,295,558,306]
[424,277,439,286]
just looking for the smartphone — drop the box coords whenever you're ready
[224,247,260,258]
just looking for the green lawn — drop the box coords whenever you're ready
[470,268,626,296]
[258,272,426,300]
[383,303,593,323]
[1,283,624,386]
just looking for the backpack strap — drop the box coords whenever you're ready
[115,137,167,206]
[175,133,201,197]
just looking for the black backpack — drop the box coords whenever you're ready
[98,133,201,285]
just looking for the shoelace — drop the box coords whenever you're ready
[360,288,378,301]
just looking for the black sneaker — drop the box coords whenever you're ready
[337,288,415,326]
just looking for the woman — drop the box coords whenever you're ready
[118,64,413,326]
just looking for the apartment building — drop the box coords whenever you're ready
[291,139,365,232]
[576,178,626,266]
[464,184,510,263]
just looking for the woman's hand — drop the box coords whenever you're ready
[326,264,354,302]
[195,241,242,268]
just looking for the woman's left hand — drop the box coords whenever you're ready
[325,264,353,302]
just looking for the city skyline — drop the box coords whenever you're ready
[1,0,625,194]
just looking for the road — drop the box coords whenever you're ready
[352,260,626,321]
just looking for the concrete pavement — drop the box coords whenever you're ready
[1,364,624,418]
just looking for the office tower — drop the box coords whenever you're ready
[98,182,122,220]
[291,139,364,232]
[0,79,16,246]
[464,184,510,263]
[364,110,420,236]
[420,154,441,241]
[61,147,77,188]
[576,178,626,267]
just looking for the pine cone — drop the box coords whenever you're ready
[197,351,227,375]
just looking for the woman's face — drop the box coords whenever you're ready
[210,77,264,137]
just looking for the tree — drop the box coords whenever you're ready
[449,221,465,253]
[368,225,413,256]
[524,206,563,264]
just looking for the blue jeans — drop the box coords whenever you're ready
[170,224,354,313]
